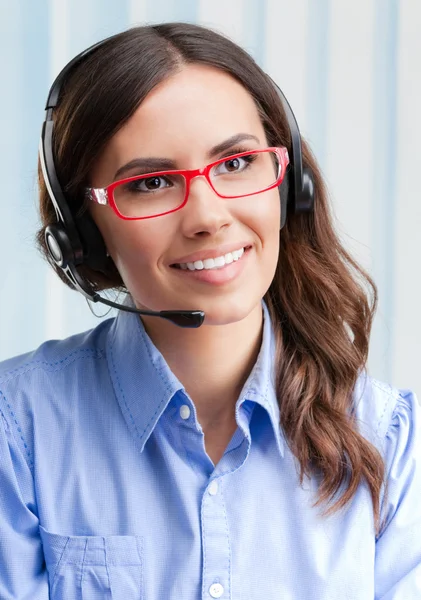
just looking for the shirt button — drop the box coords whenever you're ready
[208,480,219,495]
[209,583,224,598]
[180,405,191,419]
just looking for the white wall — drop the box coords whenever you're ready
[0,0,419,395]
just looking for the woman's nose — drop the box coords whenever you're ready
[179,176,233,238]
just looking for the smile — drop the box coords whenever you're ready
[175,247,246,271]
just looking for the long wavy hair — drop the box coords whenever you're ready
[37,23,387,535]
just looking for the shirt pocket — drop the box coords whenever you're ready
[39,525,144,600]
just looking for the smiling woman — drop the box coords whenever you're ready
[0,22,420,600]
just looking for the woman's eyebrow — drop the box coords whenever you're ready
[114,158,176,180]
[113,133,260,180]
[206,133,260,158]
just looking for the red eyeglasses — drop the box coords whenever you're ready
[86,146,289,220]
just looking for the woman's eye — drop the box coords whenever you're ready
[215,155,255,175]
[127,176,172,193]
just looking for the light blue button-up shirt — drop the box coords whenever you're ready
[0,303,420,599]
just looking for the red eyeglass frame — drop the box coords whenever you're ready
[86,146,289,221]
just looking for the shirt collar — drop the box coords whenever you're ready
[106,300,284,457]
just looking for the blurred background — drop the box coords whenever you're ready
[0,0,419,395]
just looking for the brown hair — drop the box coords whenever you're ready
[37,23,387,535]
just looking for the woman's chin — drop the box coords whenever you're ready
[187,297,263,328]
[132,290,264,330]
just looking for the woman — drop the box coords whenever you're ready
[0,23,419,599]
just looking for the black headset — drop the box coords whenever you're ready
[39,33,315,328]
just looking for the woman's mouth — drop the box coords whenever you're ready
[171,246,251,271]
[169,245,252,286]
[171,246,249,271]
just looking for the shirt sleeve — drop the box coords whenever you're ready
[0,409,49,599]
[375,389,421,599]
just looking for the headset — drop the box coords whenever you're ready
[39,33,315,329]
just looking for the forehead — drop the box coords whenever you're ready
[106,64,266,160]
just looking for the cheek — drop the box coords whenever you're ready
[245,188,281,249]
[254,190,281,277]
[94,215,169,275]
[114,231,165,279]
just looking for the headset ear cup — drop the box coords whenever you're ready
[45,224,76,268]
[279,176,289,230]
[297,167,315,213]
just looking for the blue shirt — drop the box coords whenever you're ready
[0,303,420,600]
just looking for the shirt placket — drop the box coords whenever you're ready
[200,411,251,600]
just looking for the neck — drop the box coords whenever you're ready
[141,304,264,431]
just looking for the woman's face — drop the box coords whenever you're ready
[89,64,281,326]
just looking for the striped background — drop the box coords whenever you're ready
[0,0,419,396]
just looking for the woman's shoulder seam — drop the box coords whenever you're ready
[0,347,106,387]
[370,378,400,399]
[369,377,411,438]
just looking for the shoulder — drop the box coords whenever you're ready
[355,376,421,551]
[0,317,113,385]
[0,318,114,439]
[352,371,419,457]
[0,318,116,473]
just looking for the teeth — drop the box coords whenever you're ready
[203,258,215,269]
[179,247,246,271]
[214,256,225,267]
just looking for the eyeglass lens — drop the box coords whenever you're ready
[113,149,280,218]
